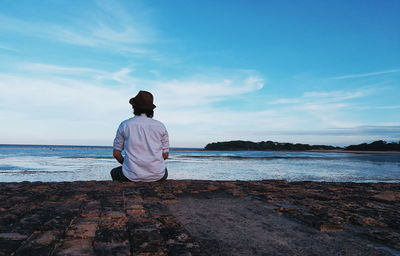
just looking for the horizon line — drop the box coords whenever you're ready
[0,143,203,149]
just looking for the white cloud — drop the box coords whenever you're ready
[330,68,400,80]
[1,64,398,147]
[0,43,17,52]
[0,1,154,53]
[6,60,397,147]
[356,105,400,110]
[0,74,129,116]
[18,62,135,84]
[303,90,368,101]
[269,98,300,105]
[20,63,104,76]
[272,88,373,106]
[16,62,265,106]
[0,63,266,146]
[264,87,383,130]
[154,75,265,107]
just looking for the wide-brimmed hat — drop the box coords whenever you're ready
[129,90,156,110]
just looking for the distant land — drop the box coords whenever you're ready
[204,140,400,151]
[345,140,400,151]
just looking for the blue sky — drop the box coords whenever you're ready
[0,0,399,147]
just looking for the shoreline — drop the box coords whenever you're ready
[307,149,400,154]
[201,148,400,154]
[1,180,399,255]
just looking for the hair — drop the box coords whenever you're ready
[133,107,154,118]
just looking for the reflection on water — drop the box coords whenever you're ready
[0,145,399,183]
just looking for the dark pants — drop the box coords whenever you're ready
[110,166,168,182]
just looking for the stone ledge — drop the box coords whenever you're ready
[0,180,399,255]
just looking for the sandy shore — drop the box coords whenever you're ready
[0,180,399,255]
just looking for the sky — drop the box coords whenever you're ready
[0,0,399,147]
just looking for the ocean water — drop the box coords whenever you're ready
[0,144,399,183]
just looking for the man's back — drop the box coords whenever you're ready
[113,114,169,181]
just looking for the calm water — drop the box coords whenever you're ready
[0,144,399,182]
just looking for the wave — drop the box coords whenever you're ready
[0,170,70,174]
[0,165,21,171]
[60,156,113,159]
[171,155,342,160]
[59,155,342,160]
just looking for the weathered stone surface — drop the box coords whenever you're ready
[0,233,28,240]
[54,239,94,256]
[93,242,130,256]
[0,180,398,255]
[319,224,344,232]
[373,191,400,202]
[65,219,98,239]
[32,230,60,245]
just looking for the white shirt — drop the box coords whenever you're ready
[113,114,169,182]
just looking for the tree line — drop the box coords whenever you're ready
[345,140,400,151]
[204,140,339,151]
[204,140,400,151]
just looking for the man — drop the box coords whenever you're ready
[111,90,169,182]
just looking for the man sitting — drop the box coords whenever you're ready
[111,90,169,182]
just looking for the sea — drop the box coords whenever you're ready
[0,144,399,183]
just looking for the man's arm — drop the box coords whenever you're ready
[113,122,125,165]
[161,126,169,160]
[113,149,124,164]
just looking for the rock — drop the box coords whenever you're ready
[33,230,59,245]
[126,205,146,217]
[319,224,344,232]
[0,233,28,240]
[93,242,131,256]
[65,220,98,239]
[94,228,129,244]
[359,217,388,227]
[54,239,94,256]
[373,192,400,202]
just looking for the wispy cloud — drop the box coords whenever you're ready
[303,90,369,101]
[0,63,265,146]
[233,126,400,138]
[18,62,135,84]
[17,62,265,100]
[1,63,397,146]
[281,126,400,137]
[330,69,400,80]
[0,1,155,53]
[155,75,264,107]
[269,98,300,105]
[266,87,382,128]
[269,88,372,106]
[356,105,400,110]
[0,43,17,52]
[20,63,106,75]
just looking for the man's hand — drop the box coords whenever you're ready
[113,149,124,164]
[162,152,169,160]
